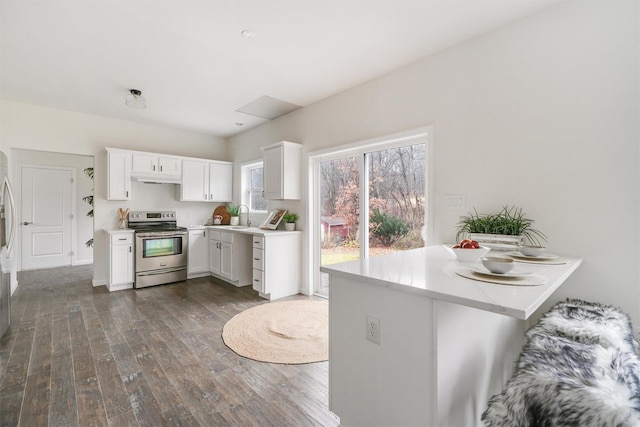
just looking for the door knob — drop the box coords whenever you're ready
[22,221,32,225]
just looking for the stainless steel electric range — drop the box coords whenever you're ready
[128,211,188,289]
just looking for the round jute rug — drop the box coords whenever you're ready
[222,299,328,364]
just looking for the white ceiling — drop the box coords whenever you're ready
[1,0,564,138]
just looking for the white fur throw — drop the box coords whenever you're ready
[482,299,640,426]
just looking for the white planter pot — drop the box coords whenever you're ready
[468,233,523,251]
[230,216,239,226]
[284,222,295,231]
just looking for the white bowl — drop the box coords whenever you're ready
[450,245,491,262]
[518,245,546,257]
[481,257,515,274]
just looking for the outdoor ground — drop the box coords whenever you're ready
[321,246,397,265]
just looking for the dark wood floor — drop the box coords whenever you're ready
[0,266,339,426]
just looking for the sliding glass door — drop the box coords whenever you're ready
[313,132,428,297]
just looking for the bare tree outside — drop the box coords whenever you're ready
[320,143,426,272]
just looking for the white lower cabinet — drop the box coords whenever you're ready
[251,233,301,300]
[108,230,134,291]
[209,230,251,286]
[188,228,209,278]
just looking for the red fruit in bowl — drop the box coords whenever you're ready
[461,242,475,249]
[471,240,480,248]
[452,245,461,249]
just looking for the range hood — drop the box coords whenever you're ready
[130,173,181,184]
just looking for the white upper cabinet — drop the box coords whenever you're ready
[209,162,232,202]
[261,141,302,200]
[107,149,131,200]
[262,141,302,200]
[131,153,182,176]
[180,159,232,202]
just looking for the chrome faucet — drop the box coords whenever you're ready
[239,204,251,227]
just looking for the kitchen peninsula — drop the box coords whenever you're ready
[321,245,581,426]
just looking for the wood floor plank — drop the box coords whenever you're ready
[19,365,51,426]
[27,312,52,376]
[93,354,132,420]
[122,371,167,427]
[75,376,108,427]
[68,307,98,382]
[0,323,36,396]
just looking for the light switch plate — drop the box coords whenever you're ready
[445,194,466,210]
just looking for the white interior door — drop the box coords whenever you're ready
[21,166,74,270]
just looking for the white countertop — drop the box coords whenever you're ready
[105,228,134,234]
[320,245,582,320]
[203,225,300,236]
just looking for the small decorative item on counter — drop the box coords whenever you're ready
[450,239,491,262]
[227,204,240,225]
[117,207,129,229]
[282,213,298,231]
[213,206,231,225]
[213,215,223,225]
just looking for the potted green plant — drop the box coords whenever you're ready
[456,205,546,249]
[227,204,240,225]
[283,213,298,231]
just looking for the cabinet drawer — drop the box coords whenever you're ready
[252,248,264,270]
[209,230,221,241]
[111,233,133,245]
[220,231,234,243]
[252,236,264,249]
[252,269,265,293]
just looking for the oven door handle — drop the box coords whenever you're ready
[135,231,187,238]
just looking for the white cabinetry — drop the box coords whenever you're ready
[188,228,209,278]
[209,230,251,286]
[180,159,232,202]
[261,141,302,200]
[131,153,182,177]
[107,149,131,200]
[108,230,134,291]
[252,232,301,300]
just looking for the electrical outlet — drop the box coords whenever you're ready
[445,194,466,210]
[366,315,381,345]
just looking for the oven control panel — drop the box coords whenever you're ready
[128,211,177,221]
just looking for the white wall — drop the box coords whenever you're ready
[228,2,640,325]
[0,100,228,284]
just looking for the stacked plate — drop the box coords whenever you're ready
[506,252,567,265]
[456,266,547,286]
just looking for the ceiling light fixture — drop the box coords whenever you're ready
[241,29,256,40]
[125,89,146,109]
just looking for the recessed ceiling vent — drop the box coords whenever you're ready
[236,95,302,120]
